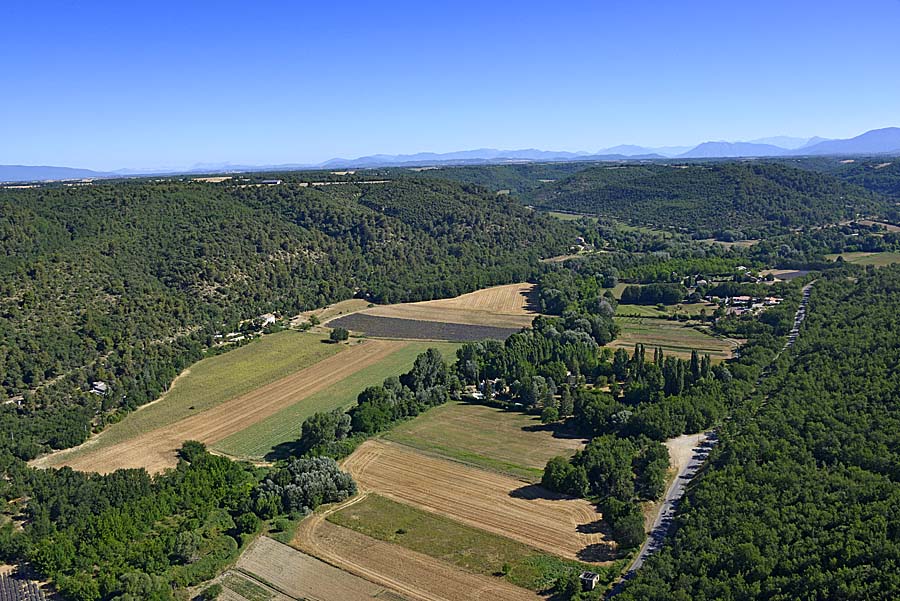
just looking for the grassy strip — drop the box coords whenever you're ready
[328,494,622,592]
[212,342,462,459]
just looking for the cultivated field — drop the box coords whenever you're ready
[384,401,586,481]
[296,504,542,601]
[611,317,736,360]
[759,268,811,281]
[233,536,394,601]
[825,251,900,267]
[213,342,462,459]
[32,331,340,469]
[40,340,406,473]
[343,440,611,561]
[346,283,539,329]
[328,314,520,342]
[615,302,715,318]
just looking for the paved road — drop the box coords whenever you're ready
[607,281,816,597]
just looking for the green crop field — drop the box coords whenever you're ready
[328,493,619,592]
[384,401,586,481]
[615,302,715,318]
[212,342,462,459]
[825,251,900,267]
[49,330,340,463]
[611,317,736,360]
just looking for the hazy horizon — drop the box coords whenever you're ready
[4,0,900,171]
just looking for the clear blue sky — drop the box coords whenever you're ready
[3,0,899,170]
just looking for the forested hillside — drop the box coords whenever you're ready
[618,266,900,600]
[0,177,573,459]
[527,162,883,238]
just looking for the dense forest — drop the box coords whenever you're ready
[390,160,898,238]
[618,266,900,600]
[526,162,884,237]
[0,177,574,459]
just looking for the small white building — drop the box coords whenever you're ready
[90,381,109,395]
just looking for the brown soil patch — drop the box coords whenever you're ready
[295,498,540,601]
[48,340,406,474]
[235,536,392,601]
[355,284,538,329]
[343,441,610,562]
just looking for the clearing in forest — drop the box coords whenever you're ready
[212,341,463,460]
[348,283,539,329]
[610,317,736,360]
[40,339,406,474]
[342,440,611,562]
[384,401,586,482]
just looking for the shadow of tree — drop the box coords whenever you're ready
[577,542,621,563]
[264,440,304,462]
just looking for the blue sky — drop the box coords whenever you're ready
[3,0,899,170]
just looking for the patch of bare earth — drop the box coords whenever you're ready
[343,440,611,562]
[294,497,540,601]
[41,340,405,474]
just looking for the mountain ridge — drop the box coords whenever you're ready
[3,127,899,183]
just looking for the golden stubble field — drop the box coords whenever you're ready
[346,283,539,329]
[342,440,609,561]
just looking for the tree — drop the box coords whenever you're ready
[541,406,560,424]
[329,327,349,342]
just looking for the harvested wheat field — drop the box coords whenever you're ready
[343,440,610,561]
[234,536,395,601]
[350,283,538,329]
[295,502,540,601]
[42,340,406,474]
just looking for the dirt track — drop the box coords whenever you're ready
[343,440,611,561]
[295,495,541,601]
[41,340,405,474]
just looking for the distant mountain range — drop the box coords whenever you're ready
[2,127,899,183]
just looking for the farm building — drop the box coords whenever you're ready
[580,571,600,591]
